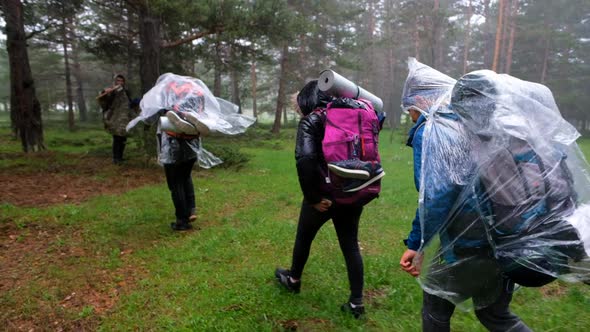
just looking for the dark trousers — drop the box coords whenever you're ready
[164,158,196,222]
[422,278,532,332]
[112,135,127,162]
[290,200,364,304]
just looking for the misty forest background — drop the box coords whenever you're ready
[1,0,590,153]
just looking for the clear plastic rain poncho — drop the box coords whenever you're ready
[126,73,256,167]
[404,60,590,310]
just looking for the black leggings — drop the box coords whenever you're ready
[112,135,127,162]
[290,200,364,304]
[164,159,196,222]
[422,278,531,332]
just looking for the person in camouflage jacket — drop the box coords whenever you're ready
[97,74,137,164]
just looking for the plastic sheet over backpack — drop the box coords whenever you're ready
[408,65,590,309]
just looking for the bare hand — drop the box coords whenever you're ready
[105,84,121,94]
[400,249,422,277]
[313,199,332,212]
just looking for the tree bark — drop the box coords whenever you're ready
[414,20,421,61]
[384,0,397,128]
[282,104,287,126]
[482,0,493,68]
[138,2,162,161]
[138,4,161,94]
[213,38,223,96]
[272,43,289,134]
[61,16,75,131]
[498,0,510,72]
[504,0,518,74]
[70,17,87,122]
[229,45,241,113]
[492,0,505,72]
[251,60,257,118]
[362,0,376,88]
[2,0,45,152]
[432,0,443,68]
[540,32,550,84]
[463,0,473,74]
[126,2,134,85]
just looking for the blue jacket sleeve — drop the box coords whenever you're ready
[406,208,422,250]
[406,124,424,250]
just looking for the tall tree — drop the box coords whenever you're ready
[463,0,473,74]
[431,0,443,68]
[1,0,45,152]
[504,0,518,74]
[69,16,88,122]
[492,0,505,71]
[272,43,289,134]
[61,14,74,131]
[250,60,257,118]
[229,45,242,112]
[136,2,162,94]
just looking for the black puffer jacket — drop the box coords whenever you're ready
[295,111,328,205]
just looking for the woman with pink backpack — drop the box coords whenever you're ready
[274,79,380,319]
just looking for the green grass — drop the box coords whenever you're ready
[1,118,590,331]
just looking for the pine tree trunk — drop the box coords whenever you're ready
[297,34,306,81]
[214,39,223,96]
[138,3,162,160]
[384,0,397,128]
[482,0,493,68]
[498,0,510,72]
[463,0,473,74]
[540,33,550,84]
[272,43,289,134]
[363,0,376,88]
[2,0,45,152]
[70,19,87,122]
[138,4,161,94]
[432,0,443,68]
[126,2,134,85]
[492,0,505,72]
[504,0,518,74]
[282,105,287,126]
[229,46,241,113]
[414,20,421,61]
[62,16,75,131]
[251,60,257,118]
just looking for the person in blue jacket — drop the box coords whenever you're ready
[398,59,532,332]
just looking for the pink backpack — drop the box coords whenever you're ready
[320,98,382,206]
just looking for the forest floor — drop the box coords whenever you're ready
[0,151,162,331]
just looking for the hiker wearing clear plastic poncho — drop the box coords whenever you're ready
[126,73,255,231]
[399,58,533,332]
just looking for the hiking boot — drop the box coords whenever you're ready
[182,111,211,137]
[328,160,374,179]
[274,268,301,293]
[341,302,365,319]
[166,110,200,135]
[170,220,193,231]
[342,168,385,192]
